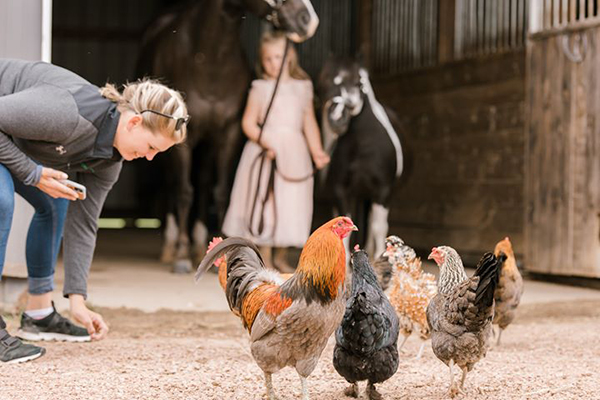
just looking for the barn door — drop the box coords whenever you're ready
[526,0,600,277]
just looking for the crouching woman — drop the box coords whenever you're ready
[0,58,188,363]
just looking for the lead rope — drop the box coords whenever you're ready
[247,38,291,238]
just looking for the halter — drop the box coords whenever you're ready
[264,0,287,28]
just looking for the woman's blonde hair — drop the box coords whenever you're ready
[99,78,188,143]
[256,30,310,81]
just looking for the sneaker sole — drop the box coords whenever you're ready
[15,330,91,343]
[5,349,46,364]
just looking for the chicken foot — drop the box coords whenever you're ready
[447,360,465,398]
[264,372,279,400]
[366,382,383,400]
[343,382,359,398]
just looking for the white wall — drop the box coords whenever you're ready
[0,0,52,277]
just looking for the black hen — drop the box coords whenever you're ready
[333,249,399,400]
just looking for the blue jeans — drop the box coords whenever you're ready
[0,164,69,294]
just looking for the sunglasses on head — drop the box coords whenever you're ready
[140,109,190,131]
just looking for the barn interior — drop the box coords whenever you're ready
[1,0,598,283]
[2,1,600,398]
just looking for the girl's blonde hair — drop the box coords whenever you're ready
[99,78,188,143]
[256,30,310,81]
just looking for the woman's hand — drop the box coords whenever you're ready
[36,167,79,200]
[312,150,330,170]
[69,294,109,341]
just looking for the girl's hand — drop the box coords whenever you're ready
[35,167,79,200]
[312,151,330,170]
[265,148,276,160]
[258,140,276,160]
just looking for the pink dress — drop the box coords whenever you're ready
[222,78,314,247]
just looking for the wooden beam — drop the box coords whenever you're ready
[438,0,456,63]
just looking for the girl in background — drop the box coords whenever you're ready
[222,31,329,272]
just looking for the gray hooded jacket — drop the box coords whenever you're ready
[0,58,123,298]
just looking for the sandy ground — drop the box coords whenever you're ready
[1,299,599,400]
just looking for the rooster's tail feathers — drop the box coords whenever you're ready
[195,237,263,282]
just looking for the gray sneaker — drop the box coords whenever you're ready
[0,328,46,364]
[16,303,91,343]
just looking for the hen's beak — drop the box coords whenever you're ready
[427,247,437,260]
[351,224,358,231]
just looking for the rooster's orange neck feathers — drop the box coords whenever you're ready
[295,223,347,300]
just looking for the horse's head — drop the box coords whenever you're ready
[317,56,365,145]
[243,0,319,42]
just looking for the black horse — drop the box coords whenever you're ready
[317,56,409,259]
[138,0,318,272]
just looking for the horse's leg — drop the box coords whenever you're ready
[214,120,243,228]
[191,145,215,267]
[365,203,389,259]
[172,144,194,273]
[160,152,179,263]
[160,212,178,263]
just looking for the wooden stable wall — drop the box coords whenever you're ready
[373,51,526,263]
[526,28,600,278]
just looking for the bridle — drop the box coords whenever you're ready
[263,0,286,28]
[325,73,366,138]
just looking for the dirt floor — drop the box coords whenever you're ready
[1,299,599,400]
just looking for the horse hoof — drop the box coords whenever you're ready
[172,259,192,274]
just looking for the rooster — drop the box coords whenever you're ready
[333,247,399,400]
[426,246,505,397]
[196,217,357,400]
[492,237,523,345]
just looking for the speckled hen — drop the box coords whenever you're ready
[426,246,506,397]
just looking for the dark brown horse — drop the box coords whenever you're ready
[138,0,318,272]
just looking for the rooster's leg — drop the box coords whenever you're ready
[366,382,383,400]
[264,372,278,400]
[415,341,426,360]
[343,382,359,398]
